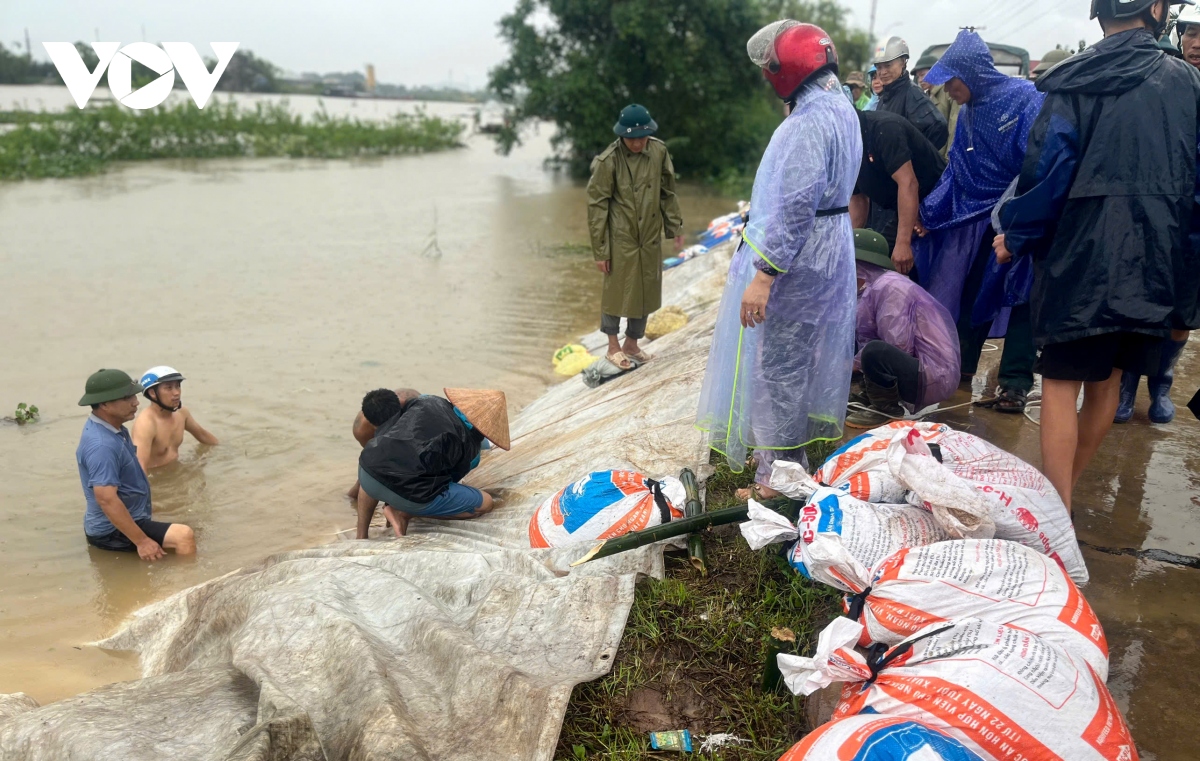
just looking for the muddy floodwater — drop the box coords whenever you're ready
[0,87,735,704]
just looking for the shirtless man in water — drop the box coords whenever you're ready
[131,366,218,471]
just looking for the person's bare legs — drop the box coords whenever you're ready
[382,505,411,537]
[621,335,641,356]
[355,489,379,539]
[347,480,360,502]
[1071,370,1122,493]
[1040,371,1122,516]
[1040,378,1083,514]
[162,523,196,555]
[383,492,495,537]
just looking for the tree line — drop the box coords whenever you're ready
[488,0,871,183]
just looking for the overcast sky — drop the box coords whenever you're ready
[1,0,1104,89]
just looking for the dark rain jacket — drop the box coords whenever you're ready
[586,137,684,319]
[1000,29,1200,345]
[359,395,483,504]
[878,74,949,151]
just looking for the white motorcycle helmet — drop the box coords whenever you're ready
[1174,3,1200,46]
[140,366,185,411]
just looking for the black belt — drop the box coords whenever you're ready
[815,206,850,217]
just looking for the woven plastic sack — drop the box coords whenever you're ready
[645,305,689,340]
[528,471,684,548]
[552,344,597,377]
[778,715,985,761]
[812,422,952,502]
[739,488,947,579]
[805,536,1108,679]
[780,617,1136,761]
[906,428,1088,585]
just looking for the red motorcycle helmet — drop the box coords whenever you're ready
[757,22,839,100]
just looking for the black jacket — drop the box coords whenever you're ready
[1001,29,1200,345]
[878,75,949,151]
[359,395,483,503]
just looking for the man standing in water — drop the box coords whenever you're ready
[77,369,196,560]
[587,104,684,371]
[696,20,861,499]
[131,366,218,471]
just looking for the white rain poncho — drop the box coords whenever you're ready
[697,70,862,471]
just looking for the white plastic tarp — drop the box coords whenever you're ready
[0,245,735,761]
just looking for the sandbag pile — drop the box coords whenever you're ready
[743,422,1125,761]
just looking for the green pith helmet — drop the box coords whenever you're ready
[912,53,940,73]
[78,369,143,406]
[1033,48,1071,76]
[853,229,895,271]
[613,104,658,138]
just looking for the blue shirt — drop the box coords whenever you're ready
[76,414,152,536]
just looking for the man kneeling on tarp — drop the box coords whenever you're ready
[355,387,511,538]
[847,229,961,428]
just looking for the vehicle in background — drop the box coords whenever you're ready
[917,42,1031,78]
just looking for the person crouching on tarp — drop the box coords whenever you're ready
[696,20,861,500]
[355,388,510,538]
[847,229,961,428]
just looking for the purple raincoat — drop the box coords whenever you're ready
[856,262,961,409]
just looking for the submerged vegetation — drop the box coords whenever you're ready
[559,444,842,760]
[0,99,465,180]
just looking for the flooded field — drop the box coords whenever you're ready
[0,86,736,703]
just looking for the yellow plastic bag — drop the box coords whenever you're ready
[552,344,597,377]
[645,305,688,341]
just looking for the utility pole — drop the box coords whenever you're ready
[869,0,879,41]
[24,28,31,59]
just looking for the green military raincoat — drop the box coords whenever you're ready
[927,84,960,161]
[586,137,683,319]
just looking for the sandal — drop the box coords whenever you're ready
[626,348,653,363]
[975,387,1027,414]
[606,351,633,370]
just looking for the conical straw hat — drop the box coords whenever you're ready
[444,388,511,450]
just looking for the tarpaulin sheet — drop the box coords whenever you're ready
[0,245,734,761]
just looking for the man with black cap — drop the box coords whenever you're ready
[76,369,195,560]
[587,104,684,370]
[995,0,1200,511]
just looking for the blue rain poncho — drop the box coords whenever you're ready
[697,71,861,473]
[913,30,1044,324]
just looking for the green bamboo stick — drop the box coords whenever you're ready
[570,505,750,566]
[679,468,708,575]
[570,496,802,566]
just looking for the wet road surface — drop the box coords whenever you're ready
[930,340,1199,761]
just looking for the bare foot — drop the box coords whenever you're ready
[347,482,360,502]
[382,505,410,537]
[735,483,780,501]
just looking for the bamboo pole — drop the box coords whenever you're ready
[679,468,708,575]
[570,496,801,566]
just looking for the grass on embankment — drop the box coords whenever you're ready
[0,99,464,180]
[558,441,842,760]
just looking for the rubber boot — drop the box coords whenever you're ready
[846,379,905,429]
[1113,371,1139,424]
[1147,339,1187,424]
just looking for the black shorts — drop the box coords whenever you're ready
[1035,332,1164,383]
[85,518,173,553]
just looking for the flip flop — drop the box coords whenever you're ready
[625,349,653,363]
[606,351,633,370]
